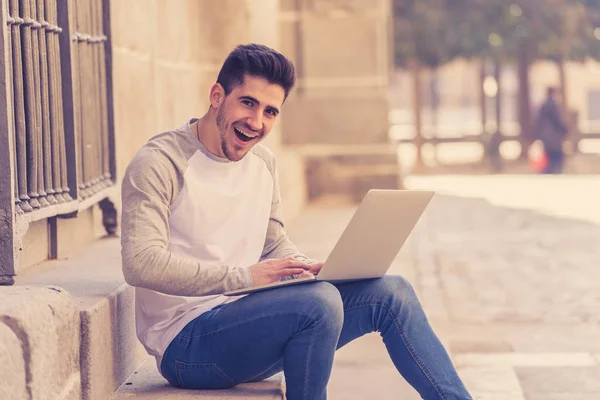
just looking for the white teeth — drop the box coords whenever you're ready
[235,127,256,139]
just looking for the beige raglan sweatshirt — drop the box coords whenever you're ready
[120,119,313,371]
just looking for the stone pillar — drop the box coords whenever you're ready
[247,0,309,221]
[279,0,402,202]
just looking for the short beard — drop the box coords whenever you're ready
[216,104,237,161]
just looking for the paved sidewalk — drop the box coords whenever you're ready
[287,176,600,399]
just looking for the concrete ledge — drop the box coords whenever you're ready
[302,147,403,202]
[0,286,81,400]
[111,357,286,399]
[18,237,146,400]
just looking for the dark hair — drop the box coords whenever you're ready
[547,87,556,97]
[216,44,296,99]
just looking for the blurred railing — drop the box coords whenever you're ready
[389,111,600,148]
[0,0,115,283]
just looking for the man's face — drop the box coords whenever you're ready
[213,75,285,161]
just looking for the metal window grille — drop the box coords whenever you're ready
[0,0,115,283]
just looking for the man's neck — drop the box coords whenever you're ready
[195,113,223,157]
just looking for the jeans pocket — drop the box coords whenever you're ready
[175,360,236,389]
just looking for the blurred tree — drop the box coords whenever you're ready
[507,0,600,157]
[393,0,600,160]
[393,0,450,169]
[547,1,600,110]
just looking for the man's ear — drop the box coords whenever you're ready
[209,83,225,108]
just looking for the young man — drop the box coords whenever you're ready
[121,44,471,400]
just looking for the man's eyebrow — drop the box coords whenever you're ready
[239,95,280,115]
[239,95,259,104]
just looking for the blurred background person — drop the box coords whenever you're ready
[535,87,568,174]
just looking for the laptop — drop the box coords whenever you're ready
[223,189,434,296]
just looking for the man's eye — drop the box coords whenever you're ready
[266,109,277,117]
[242,100,253,107]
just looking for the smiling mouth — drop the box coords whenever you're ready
[234,126,259,143]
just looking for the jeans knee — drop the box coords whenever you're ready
[302,282,344,330]
[383,275,419,307]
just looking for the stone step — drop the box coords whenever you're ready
[18,237,146,400]
[110,357,285,400]
[0,286,81,400]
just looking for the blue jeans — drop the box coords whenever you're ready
[160,276,472,400]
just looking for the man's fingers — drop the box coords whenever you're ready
[282,259,310,269]
[309,262,324,275]
[277,267,309,277]
[298,270,315,278]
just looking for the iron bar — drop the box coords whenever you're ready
[9,0,32,212]
[1,0,17,284]
[7,1,23,215]
[75,0,90,197]
[37,0,57,205]
[20,0,41,209]
[56,0,78,201]
[49,0,71,200]
[103,0,116,183]
[88,0,100,192]
[96,0,110,187]
[46,0,65,202]
[30,0,50,207]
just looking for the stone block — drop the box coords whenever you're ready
[0,286,81,400]
[279,0,297,12]
[80,284,146,400]
[112,49,157,182]
[299,145,402,202]
[0,323,27,400]
[279,0,388,81]
[516,366,600,394]
[19,218,49,271]
[56,207,100,260]
[155,0,208,65]
[454,352,597,368]
[110,357,285,400]
[525,394,600,400]
[278,19,299,66]
[302,16,380,79]
[248,0,279,48]
[281,95,389,145]
[18,237,147,400]
[155,0,250,66]
[153,64,210,133]
[110,0,156,54]
[278,0,391,150]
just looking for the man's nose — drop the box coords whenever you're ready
[247,112,263,131]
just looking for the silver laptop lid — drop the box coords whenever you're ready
[316,190,434,282]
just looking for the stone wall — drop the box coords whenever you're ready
[278,0,402,201]
[110,0,249,181]
[111,0,307,222]
[279,0,392,145]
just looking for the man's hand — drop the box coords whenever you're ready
[307,262,324,276]
[250,257,311,286]
[292,262,324,279]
